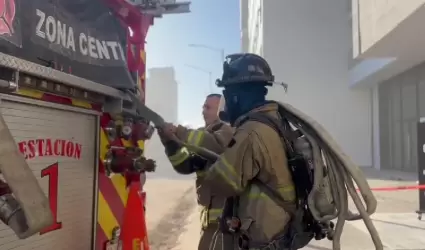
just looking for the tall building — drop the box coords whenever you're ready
[146,67,178,123]
[240,0,373,170]
[144,67,183,179]
[240,0,425,173]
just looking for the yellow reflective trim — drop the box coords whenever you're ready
[17,88,44,99]
[99,130,109,162]
[194,131,204,146]
[187,130,204,146]
[199,207,222,226]
[247,184,296,202]
[211,159,242,192]
[98,192,119,240]
[248,192,268,199]
[110,174,129,205]
[220,157,238,176]
[187,131,195,144]
[71,99,92,109]
[277,186,296,201]
[247,185,268,199]
[168,147,190,166]
[196,170,206,177]
[200,208,208,228]
[208,208,223,221]
[208,208,222,214]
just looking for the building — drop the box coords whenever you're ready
[240,0,423,173]
[240,0,425,173]
[144,67,182,178]
[146,67,178,123]
[240,0,373,170]
[350,0,425,173]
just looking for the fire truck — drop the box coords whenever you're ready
[0,0,190,249]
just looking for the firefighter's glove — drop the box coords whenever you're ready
[157,123,177,143]
[175,125,190,141]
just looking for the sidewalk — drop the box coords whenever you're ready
[305,213,425,250]
[361,167,418,182]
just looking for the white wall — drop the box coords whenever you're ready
[251,0,373,167]
[146,67,178,123]
[246,0,263,55]
[358,0,425,55]
[240,0,249,52]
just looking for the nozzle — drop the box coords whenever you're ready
[0,194,29,235]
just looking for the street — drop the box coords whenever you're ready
[145,167,424,250]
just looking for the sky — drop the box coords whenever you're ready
[145,0,241,127]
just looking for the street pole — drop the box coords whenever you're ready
[220,48,225,63]
[187,44,225,93]
[185,64,214,94]
[188,43,225,65]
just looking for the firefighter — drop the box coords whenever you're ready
[158,93,234,250]
[200,53,297,250]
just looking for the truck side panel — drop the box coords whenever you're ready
[0,95,97,250]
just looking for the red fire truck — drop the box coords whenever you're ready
[0,0,190,249]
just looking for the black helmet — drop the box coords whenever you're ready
[216,53,275,87]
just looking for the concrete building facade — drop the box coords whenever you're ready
[240,0,373,169]
[240,0,425,172]
[352,0,425,173]
[144,67,182,178]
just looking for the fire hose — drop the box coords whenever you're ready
[127,91,382,250]
[278,102,381,250]
[0,112,53,239]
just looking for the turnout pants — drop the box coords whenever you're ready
[198,223,235,250]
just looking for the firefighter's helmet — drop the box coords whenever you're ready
[216,53,275,87]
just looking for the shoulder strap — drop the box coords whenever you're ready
[252,179,297,215]
[241,112,299,214]
[241,112,298,158]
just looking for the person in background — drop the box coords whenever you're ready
[158,93,234,250]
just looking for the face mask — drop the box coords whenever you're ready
[222,89,242,125]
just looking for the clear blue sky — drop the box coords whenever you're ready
[145,0,240,127]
